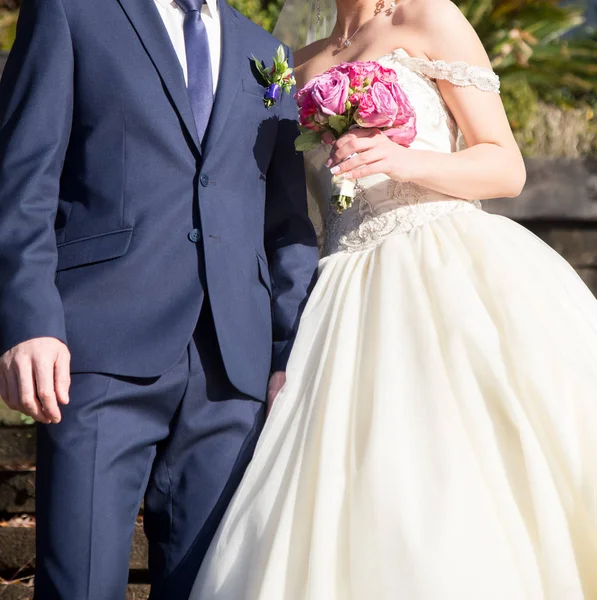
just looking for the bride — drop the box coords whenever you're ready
[192,0,597,597]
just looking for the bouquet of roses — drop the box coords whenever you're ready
[295,61,417,213]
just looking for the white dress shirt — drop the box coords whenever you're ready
[154,0,221,94]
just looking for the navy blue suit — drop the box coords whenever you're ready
[0,0,318,597]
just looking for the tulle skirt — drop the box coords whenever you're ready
[192,209,597,599]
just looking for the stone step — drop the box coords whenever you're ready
[0,524,148,572]
[0,472,35,514]
[0,428,35,471]
[526,227,597,269]
[0,470,146,517]
[0,583,150,600]
[577,268,597,292]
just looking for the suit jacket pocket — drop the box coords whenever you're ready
[56,228,133,272]
[241,78,268,99]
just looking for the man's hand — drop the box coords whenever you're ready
[267,371,286,418]
[0,338,70,424]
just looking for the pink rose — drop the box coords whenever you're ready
[372,65,398,85]
[298,103,322,132]
[387,81,415,126]
[356,82,400,128]
[296,78,315,108]
[385,83,417,146]
[355,80,417,146]
[298,95,317,121]
[385,113,417,146]
[336,61,378,89]
[309,69,350,117]
[296,80,324,130]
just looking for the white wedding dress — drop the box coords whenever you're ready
[191,49,597,599]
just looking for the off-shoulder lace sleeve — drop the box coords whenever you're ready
[401,57,500,94]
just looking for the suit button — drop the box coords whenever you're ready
[188,228,201,243]
[200,174,210,187]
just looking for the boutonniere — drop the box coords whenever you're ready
[252,45,296,109]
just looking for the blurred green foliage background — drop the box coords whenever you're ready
[1,0,596,156]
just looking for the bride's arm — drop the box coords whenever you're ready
[327,0,526,201]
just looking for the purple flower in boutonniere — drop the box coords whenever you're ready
[252,45,296,109]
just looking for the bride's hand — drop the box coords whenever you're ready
[325,128,417,182]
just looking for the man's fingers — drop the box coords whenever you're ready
[266,372,287,419]
[33,359,62,423]
[54,351,71,407]
[3,371,19,411]
[15,360,49,424]
[0,339,70,423]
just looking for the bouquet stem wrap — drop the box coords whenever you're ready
[331,175,356,213]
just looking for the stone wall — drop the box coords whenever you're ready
[484,158,597,296]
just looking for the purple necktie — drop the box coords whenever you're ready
[176,0,214,143]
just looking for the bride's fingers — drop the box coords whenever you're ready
[331,149,383,176]
[344,159,388,180]
[328,138,375,167]
[327,129,381,166]
[334,129,373,150]
[337,127,381,145]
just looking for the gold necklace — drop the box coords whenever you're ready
[338,0,397,48]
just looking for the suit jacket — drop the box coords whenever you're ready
[0,0,318,401]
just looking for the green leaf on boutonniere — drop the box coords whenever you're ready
[252,56,269,84]
[295,129,322,152]
[276,44,286,66]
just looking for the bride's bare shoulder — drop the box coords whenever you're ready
[400,0,492,64]
[400,0,467,24]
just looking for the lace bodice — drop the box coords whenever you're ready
[305,48,500,256]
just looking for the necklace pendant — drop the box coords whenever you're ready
[344,39,352,48]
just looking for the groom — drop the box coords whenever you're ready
[0,0,317,598]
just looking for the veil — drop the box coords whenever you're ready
[272,0,337,51]
[272,0,338,251]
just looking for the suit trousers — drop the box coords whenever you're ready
[34,302,266,600]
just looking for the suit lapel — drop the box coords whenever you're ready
[115,0,201,153]
[202,1,243,158]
